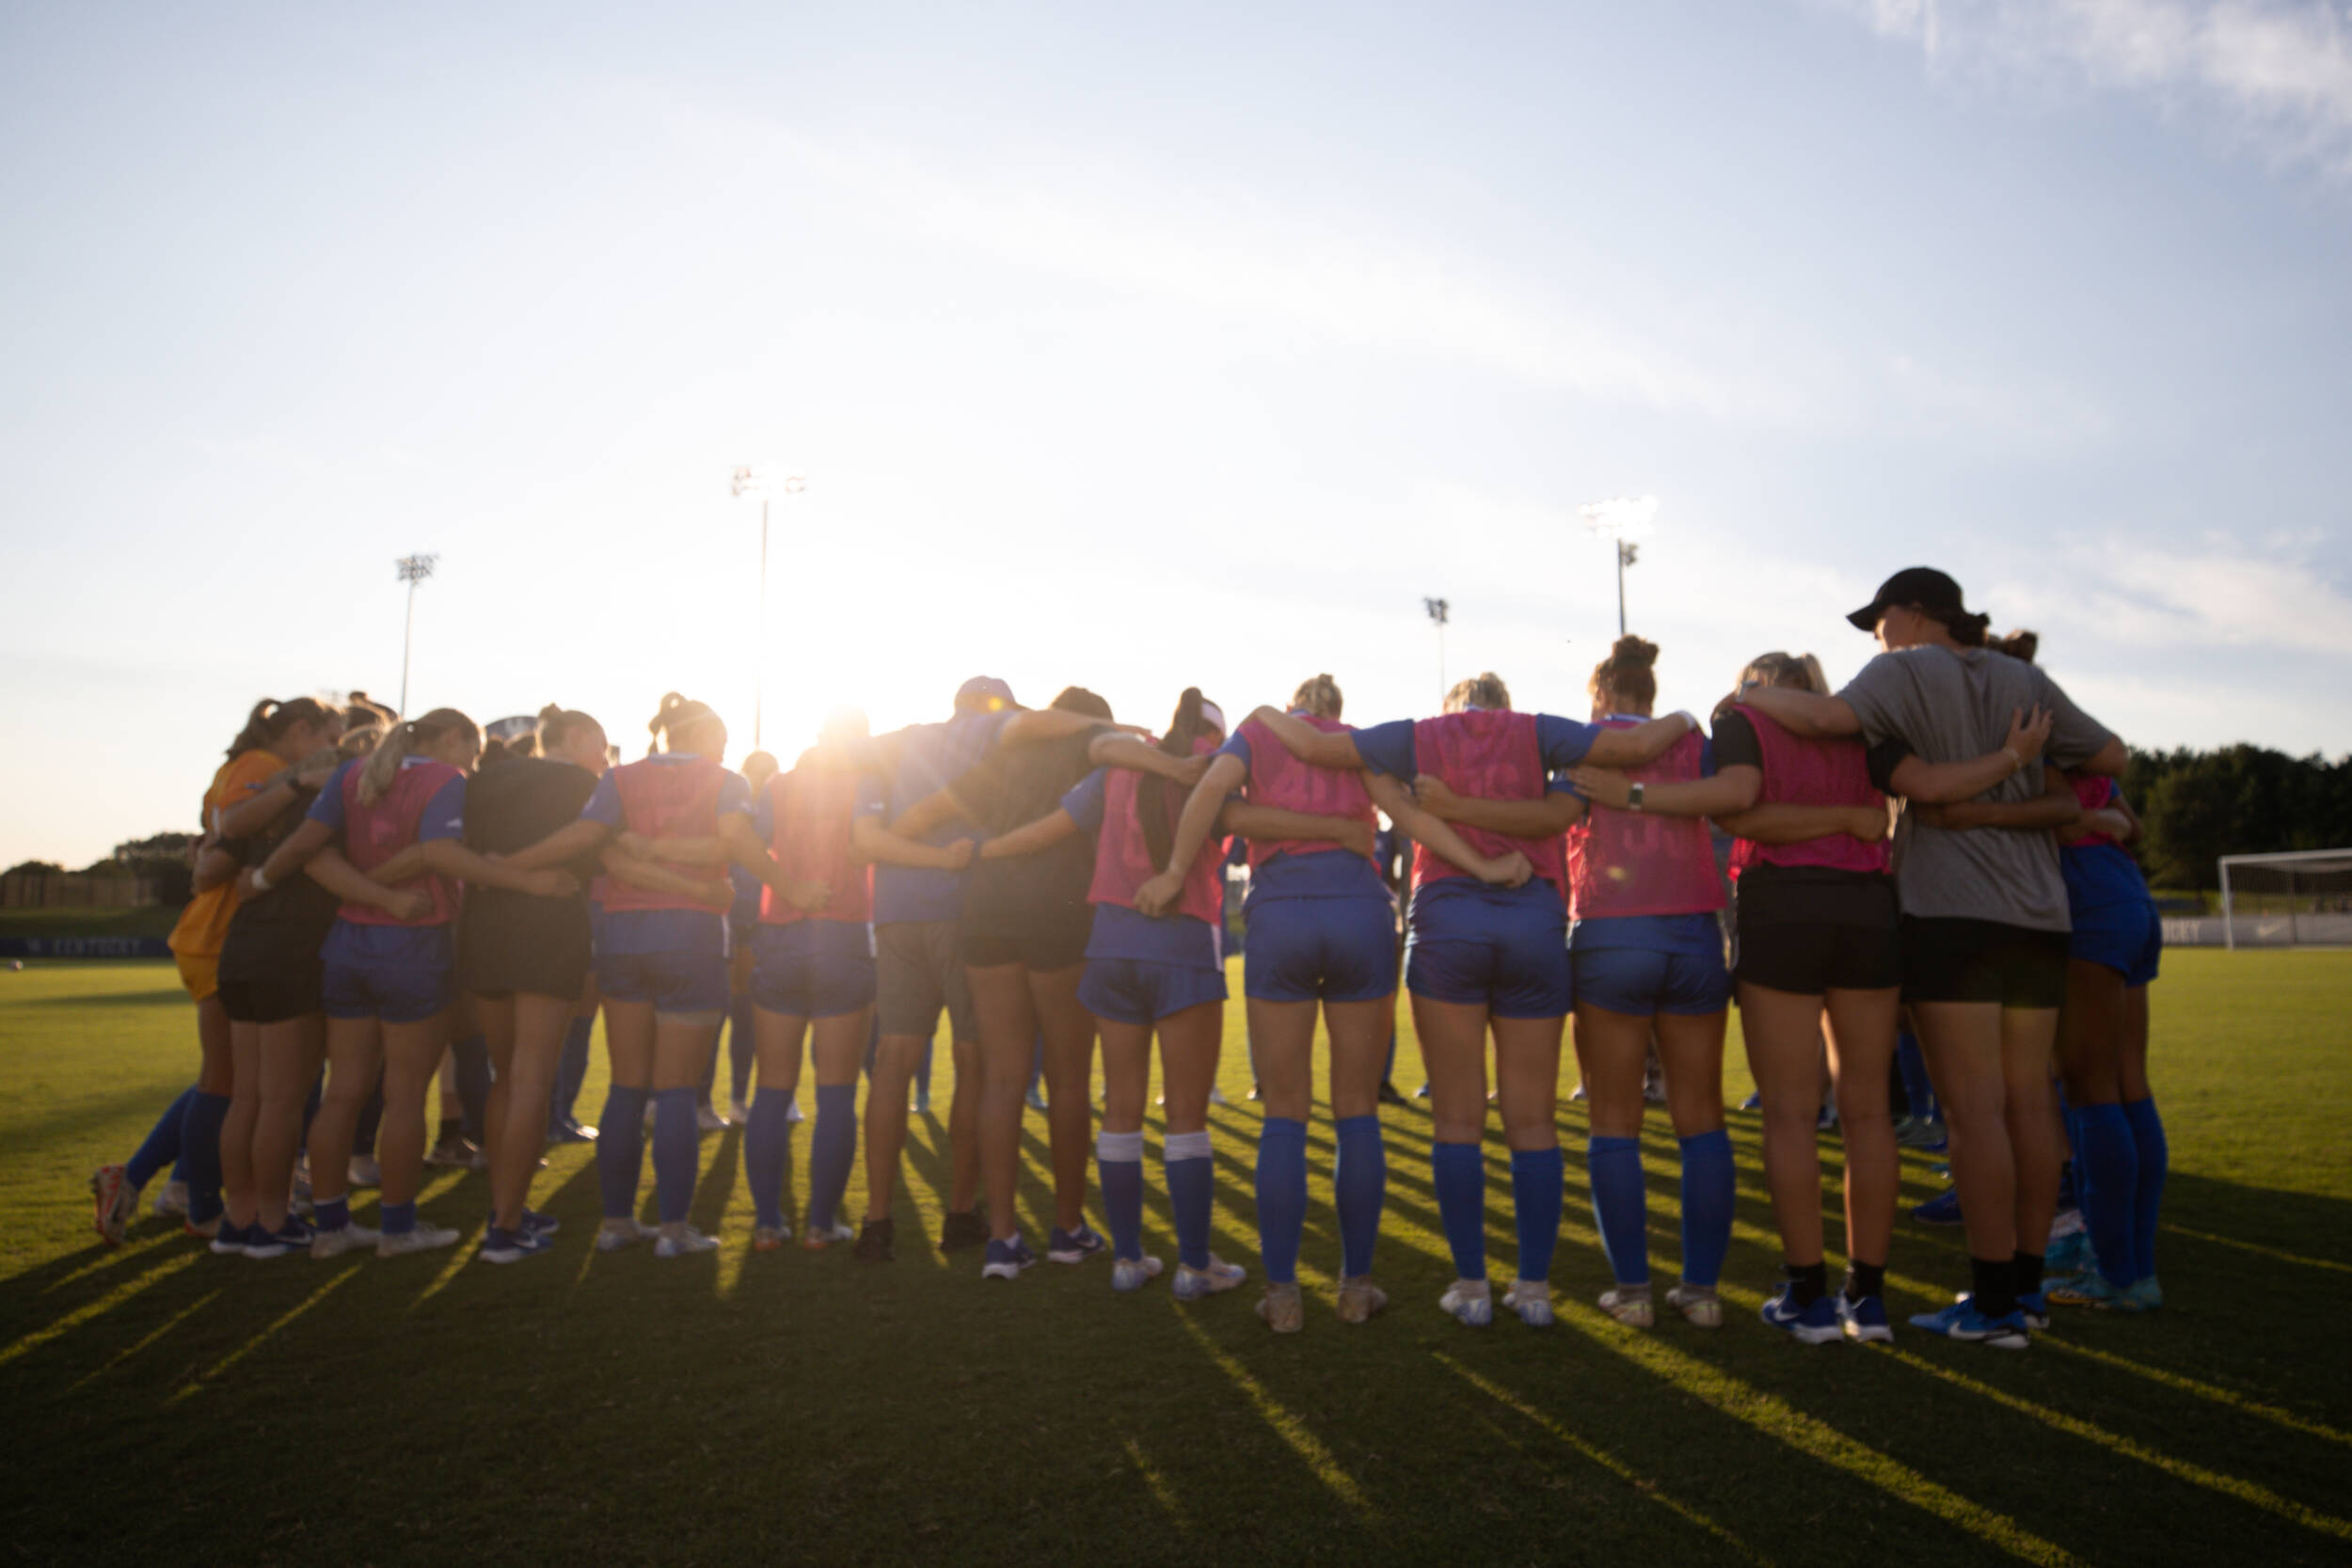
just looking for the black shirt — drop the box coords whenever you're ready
[948,727,1110,923]
[217,793,340,978]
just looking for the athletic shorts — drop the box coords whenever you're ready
[1243,896,1398,1004]
[1734,910,1902,996]
[1572,944,1731,1016]
[323,958,454,1024]
[1079,957,1228,1025]
[2070,899,2163,988]
[458,898,592,1001]
[596,949,731,1017]
[750,920,876,1020]
[1405,899,1572,1020]
[217,971,323,1025]
[875,920,978,1040]
[961,901,1092,973]
[174,951,219,1003]
[1899,916,2070,1008]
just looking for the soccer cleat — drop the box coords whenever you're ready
[1598,1286,1655,1328]
[2015,1291,2051,1331]
[1336,1275,1389,1323]
[1207,1085,1230,1108]
[209,1222,253,1256]
[801,1218,854,1251]
[1247,1084,1262,1102]
[1738,1090,1763,1111]
[596,1218,653,1253]
[729,1098,752,1124]
[520,1208,559,1236]
[548,1117,596,1145]
[2044,1230,2093,1277]
[753,1225,788,1252]
[854,1217,896,1263]
[1025,1086,1048,1113]
[1816,1102,1839,1132]
[90,1165,135,1246]
[347,1154,382,1189]
[1502,1278,1555,1328]
[695,1103,728,1134]
[152,1179,190,1218]
[1760,1286,1843,1344]
[652,1226,720,1259]
[981,1236,1038,1279]
[243,1219,312,1260]
[2123,1276,2162,1311]
[1112,1254,1164,1292]
[2047,1271,2131,1309]
[310,1221,381,1259]
[783,1100,803,1125]
[1909,1297,2029,1347]
[1047,1224,1106,1264]
[377,1223,461,1258]
[1376,1081,1406,1106]
[183,1214,221,1241]
[911,1087,931,1116]
[1911,1189,1963,1226]
[423,1133,474,1169]
[479,1227,550,1264]
[1256,1281,1305,1333]
[1439,1277,1493,1326]
[939,1210,990,1251]
[1172,1255,1247,1300]
[1895,1116,1942,1148]
[1838,1292,1895,1344]
[1666,1283,1724,1328]
[1417,1083,1434,1100]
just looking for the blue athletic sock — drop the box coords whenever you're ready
[550,1016,593,1125]
[1333,1114,1386,1278]
[1430,1141,1488,1282]
[2074,1103,2140,1288]
[1678,1129,1734,1288]
[743,1086,794,1231]
[2122,1097,2167,1281]
[1587,1134,1649,1287]
[807,1085,858,1231]
[728,995,757,1105]
[1254,1117,1309,1285]
[1097,1131,1145,1261]
[127,1085,197,1190]
[652,1087,700,1225]
[1510,1146,1565,1284]
[380,1198,416,1235]
[453,1033,491,1144]
[181,1090,231,1224]
[315,1195,349,1232]
[1165,1130,1215,1272]
[596,1085,649,1220]
[1895,1028,1935,1121]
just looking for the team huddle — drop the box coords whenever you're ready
[87,565,2170,1348]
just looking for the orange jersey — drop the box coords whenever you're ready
[167,749,286,959]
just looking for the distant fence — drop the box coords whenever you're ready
[0,935,173,958]
[2163,914,2352,947]
[0,869,159,909]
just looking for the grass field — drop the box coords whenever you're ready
[3,950,2348,1566]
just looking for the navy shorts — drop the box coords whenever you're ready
[750,920,877,1020]
[1243,896,1398,1005]
[1405,895,1571,1020]
[1571,945,1732,1016]
[596,949,732,1016]
[1079,958,1228,1025]
[323,960,453,1024]
[2071,899,2163,988]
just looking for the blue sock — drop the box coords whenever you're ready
[1678,1129,1734,1288]
[1332,1114,1385,1278]
[1254,1117,1309,1285]
[1430,1141,1488,1281]
[181,1090,231,1224]
[1165,1130,1214,1272]
[1510,1146,1565,1283]
[2122,1097,2167,1282]
[596,1085,649,1220]
[315,1195,349,1231]
[743,1086,794,1231]
[652,1087,700,1225]
[550,1016,593,1125]
[380,1198,416,1234]
[127,1086,197,1190]
[808,1084,858,1231]
[453,1033,491,1143]
[728,996,757,1105]
[1895,1028,1935,1121]
[1097,1131,1145,1261]
[1587,1135,1649,1286]
[2074,1103,2139,1288]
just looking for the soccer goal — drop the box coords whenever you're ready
[2219,849,2352,949]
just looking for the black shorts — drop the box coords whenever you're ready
[216,970,323,1025]
[961,900,1092,973]
[458,898,593,1001]
[1735,911,1901,994]
[1899,916,2070,1008]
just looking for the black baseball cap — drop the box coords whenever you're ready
[1848,567,1967,632]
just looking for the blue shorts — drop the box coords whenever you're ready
[596,949,732,1016]
[323,959,453,1023]
[1570,945,1731,1016]
[2071,898,2162,988]
[1405,895,1571,1020]
[1243,896,1397,1004]
[750,921,876,1020]
[1079,958,1228,1025]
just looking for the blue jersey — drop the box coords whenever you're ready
[868,711,1014,925]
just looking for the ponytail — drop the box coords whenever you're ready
[1941,610,1994,648]
[224,695,342,760]
[648,691,721,753]
[1992,628,2039,663]
[357,707,477,806]
[1588,636,1660,714]
[537,704,601,756]
[1290,673,1343,721]
[1138,688,1214,872]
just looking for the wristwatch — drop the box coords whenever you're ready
[1628,782,1646,813]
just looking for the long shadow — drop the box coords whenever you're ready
[9,1083,210,1172]
[22,988,190,1008]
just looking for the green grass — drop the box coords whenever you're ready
[0,904,181,939]
[3,951,2349,1566]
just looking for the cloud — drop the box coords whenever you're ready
[1821,0,2352,175]
[2000,535,2352,657]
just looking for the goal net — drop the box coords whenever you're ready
[2220,850,2352,949]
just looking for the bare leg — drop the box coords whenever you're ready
[252,1013,323,1232]
[1032,966,1095,1232]
[309,1017,383,1211]
[1822,986,1900,1269]
[378,1012,452,1210]
[220,1021,262,1228]
[968,963,1039,1243]
[1912,1001,2016,1266]
[863,1034,920,1225]
[1740,983,1831,1268]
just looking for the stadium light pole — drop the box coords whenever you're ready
[1578,495,1658,636]
[1423,596,1450,702]
[394,553,438,718]
[732,467,805,749]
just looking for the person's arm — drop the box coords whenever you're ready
[978,809,1081,862]
[216,758,337,839]
[300,846,435,920]
[1410,773,1586,838]
[2075,735,2128,777]
[1090,732,1209,787]
[1362,773,1533,887]
[2060,807,2135,846]
[246,817,335,895]
[890,788,967,841]
[503,818,613,872]
[1714,803,1889,845]
[1131,754,1248,916]
[1579,711,1701,768]
[191,840,243,895]
[600,846,734,907]
[1217,801,1375,860]
[1565,764,1762,820]
[1740,687,1862,739]
[1912,768,2082,832]
[851,814,975,872]
[998,707,1144,746]
[1245,706,1365,770]
[1883,707,2055,803]
[612,831,728,866]
[418,837,580,897]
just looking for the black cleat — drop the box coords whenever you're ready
[940,1209,990,1251]
[1376,1081,1406,1106]
[854,1216,895,1263]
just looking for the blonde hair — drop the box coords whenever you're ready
[1443,672,1511,713]
[1718,650,1827,722]
[1992,628,2040,664]
[648,691,723,753]
[1588,635,1660,713]
[537,704,602,756]
[1290,673,1343,721]
[357,708,476,806]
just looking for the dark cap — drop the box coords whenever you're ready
[954,675,1017,712]
[1848,567,1967,632]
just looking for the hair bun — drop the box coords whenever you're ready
[538,703,564,725]
[1611,635,1659,668]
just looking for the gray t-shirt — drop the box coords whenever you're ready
[1838,644,2115,931]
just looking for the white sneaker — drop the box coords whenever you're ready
[1172,1254,1246,1300]
[654,1226,720,1259]
[1598,1285,1655,1327]
[1336,1275,1389,1323]
[1255,1281,1305,1333]
[1666,1282,1723,1327]
[910,1088,931,1116]
[596,1218,653,1252]
[1112,1255,1164,1292]
[800,1217,855,1250]
[1207,1085,1230,1107]
[1440,1277,1494,1327]
[729,1099,752,1124]
[696,1104,728,1133]
[377,1224,460,1257]
[346,1154,382,1189]
[152,1179,189,1217]
[310,1221,381,1259]
[1502,1278,1555,1327]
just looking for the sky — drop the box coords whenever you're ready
[3,0,2348,869]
